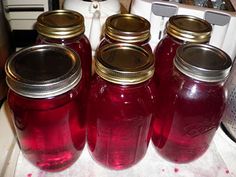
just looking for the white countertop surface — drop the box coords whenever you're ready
[1,102,236,177]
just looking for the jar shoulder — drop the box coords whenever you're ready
[169,73,226,102]
[7,84,82,110]
[36,34,91,47]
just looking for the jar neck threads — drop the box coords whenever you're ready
[104,14,151,43]
[174,43,232,82]
[5,45,82,98]
[36,10,85,39]
[95,43,154,85]
[166,15,212,43]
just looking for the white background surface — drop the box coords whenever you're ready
[1,102,236,177]
[14,141,235,177]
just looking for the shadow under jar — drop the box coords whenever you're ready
[152,43,232,163]
[35,9,92,90]
[87,43,157,170]
[5,45,86,171]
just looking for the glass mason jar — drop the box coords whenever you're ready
[221,57,236,142]
[87,43,157,170]
[5,45,86,171]
[98,13,152,53]
[35,10,92,90]
[154,15,212,90]
[152,43,232,163]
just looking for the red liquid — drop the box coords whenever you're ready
[87,74,157,169]
[8,83,86,171]
[36,35,92,90]
[152,69,226,163]
[154,35,182,86]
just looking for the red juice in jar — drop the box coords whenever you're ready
[154,15,212,94]
[152,44,232,163]
[87,44,157,170]
[5,45,86,171]
[35,10,92,89]
[98,13,152,53]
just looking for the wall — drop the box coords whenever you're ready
[59,0,132,11]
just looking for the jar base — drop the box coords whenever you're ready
[152,141,209,164]
[23,150,81,172]
[88,148,146,170]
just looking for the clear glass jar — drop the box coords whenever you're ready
[222,57,236,142]
[152,44,232,163]
[87,43,157,170]
[35,10,92,90]
[98,13,152,53]
[5,45,86,171]
[154,15,212,91]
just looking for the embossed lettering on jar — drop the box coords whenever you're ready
[87,44,157,170]
[5,45,86,171]
[152,44,232,163]
[35,10,92,89]
[99,13,152,53]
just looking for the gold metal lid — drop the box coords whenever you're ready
[166,15,212,43]
[95,43,154,85]
[104,14,151,43]
[36,10,85,39]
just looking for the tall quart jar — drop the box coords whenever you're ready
[152,44,232,163]
[99,13,152,52]
[5,45,86,171]
[87,43,157,170]
[35,10,92,89]
[154,15,212,89]
[221,56,236,142]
